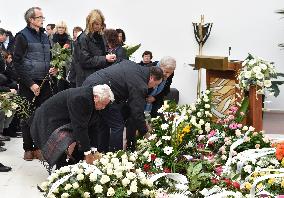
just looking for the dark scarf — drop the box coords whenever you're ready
[52,33,69,47]
[93,32,106,54]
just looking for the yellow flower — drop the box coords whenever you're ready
[257,183,263,189]
[281,180,284,188]
[281,159,284,167]
[245,182,252,190]
[182,125,191,133]
[260,172,266,176]
[253,172,259,177]
[268,178,275,184]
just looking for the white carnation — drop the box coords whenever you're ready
[107,187,115,196]
[83,192,90,198]
[100,175,110,184]
[94,184,103,193]
[76,173,84,181]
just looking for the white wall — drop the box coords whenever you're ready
[1,0,284,109]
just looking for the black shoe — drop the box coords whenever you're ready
[0,163,12,172]
[0,147,7,152]
[0,141,5,147]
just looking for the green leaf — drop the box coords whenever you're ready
[192,163,203,176]
[124,44,141,58]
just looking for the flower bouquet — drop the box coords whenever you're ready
[50,43,72,79]
[238,54,284,96]
[123,44,141,59]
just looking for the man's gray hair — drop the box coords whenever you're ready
[24,7,41,25]
[160,56,176,70]
[92,84,115,102]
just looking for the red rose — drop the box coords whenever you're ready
[223,178,232,187]
[143,164,151,172]
[163,167,171,173]
[232,181,240,189]
[151,154,157,161]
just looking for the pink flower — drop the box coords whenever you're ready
[240,112,245,116]
[208,130,216,138]
[197,144,205,149]
[229,123,238,130]
[230,106,238,113]
[237,124,243,128]
[228,115,235,120]
[215,166,223,176]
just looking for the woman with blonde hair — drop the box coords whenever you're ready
[51,20,72,92]
[73,9,116,87]
[51,21,71,47]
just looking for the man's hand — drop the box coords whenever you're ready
[85,153,95,164]
[49,67,58,76]
[106,54,117,63]
[146,96,156,103]
[30,84,40,96]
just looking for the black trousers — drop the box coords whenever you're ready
[19,80,53,151]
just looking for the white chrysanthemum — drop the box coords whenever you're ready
[161,123,169,130]
[100,175,110,184]
[89,173,97,182]
[197,112,202,117]
[204,104,210,109]
[249,59,256,65]
[244,165,252,173]
[94,184,103,193]
[148,134,157,140]
[126,172,136,180]
[143,189,150,196]
[161,136,171,140]
[114,170,123,178]
[253,66,262,74]
[244,71,252,78]
[130,181,138,193]
[100,157,109,165]
[59,166,70,173]
[83,192,90,198]
[199,119,205,125]
[190,103,196,111]
[122,177,130,186]
[264,80,272,87]
[77,168,84,174]
[64,183,72,191]
[255,72,264,80]
[235,129,242,137]
[163,146,173,155]
[61,193,70,198]
[205,90,210,94]
[110,157,120,165]
[72,182,79,189]
[260,63,267,70]
[242,126,248,131]
[107,187,115,196]
[76,173,84,181]
[221,155,227,160]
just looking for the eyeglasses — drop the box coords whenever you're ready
[34,16,45,20]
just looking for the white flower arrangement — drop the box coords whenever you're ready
[238,54,277,94]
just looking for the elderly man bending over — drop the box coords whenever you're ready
[30,85,114,168]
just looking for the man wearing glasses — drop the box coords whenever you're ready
[13,7,55,161]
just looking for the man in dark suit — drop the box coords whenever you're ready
[30,84,114,167]
[82,59,163,152]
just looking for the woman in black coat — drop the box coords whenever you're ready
[74,9,117,87]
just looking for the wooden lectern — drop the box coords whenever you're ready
[195,55,263,131]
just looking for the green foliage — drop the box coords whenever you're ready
[186,161,213,192]
[50,43,72,79]
[123,44,141,58]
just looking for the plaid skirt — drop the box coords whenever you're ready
[42,124,74,167]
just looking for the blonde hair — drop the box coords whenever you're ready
[85,9,105,35]
[55,21,68,34]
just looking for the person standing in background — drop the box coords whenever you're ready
[13,7,56,161]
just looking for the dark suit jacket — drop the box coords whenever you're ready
[30,87,97,152]
[83,60,149,135]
